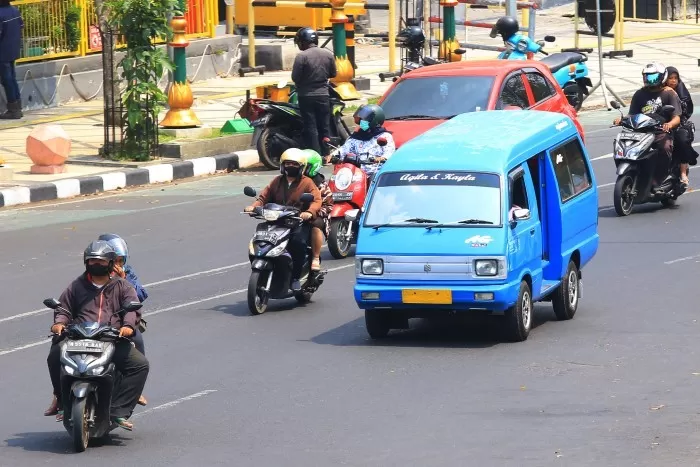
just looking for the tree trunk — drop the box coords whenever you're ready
[96,0,120,129]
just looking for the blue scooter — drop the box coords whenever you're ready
[492,28,593,111]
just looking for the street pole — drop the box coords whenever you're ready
[161,0,202,128]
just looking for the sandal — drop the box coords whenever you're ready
[56,410,64,422]
[111,417,133,431]
[44,396,59,416]
[138,395,148,406]
[311,257,321,271]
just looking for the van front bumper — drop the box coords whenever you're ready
[354,281,520,312]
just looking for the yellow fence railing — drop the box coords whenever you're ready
[14,0,218,64]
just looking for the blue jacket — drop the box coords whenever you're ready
[0,5,23,62]
[125,264,149,303]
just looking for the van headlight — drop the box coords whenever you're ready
[474,259,498,276]
[361,259,384,275]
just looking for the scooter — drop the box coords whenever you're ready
[242,186,326,314]
[324,137,388,258]
[245,82,351,170]
[492,28,592,111]
[610,100,685,216]
[42,298,143,453]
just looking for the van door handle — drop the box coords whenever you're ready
[529,228,535,235]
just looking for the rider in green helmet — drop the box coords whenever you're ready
[303,149,332,271]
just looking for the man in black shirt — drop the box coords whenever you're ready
[614,63,682,174]
[291,27,337,157]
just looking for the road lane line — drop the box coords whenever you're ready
[131,389,218,418]
[664,254,700,265]
[0,263,354,357]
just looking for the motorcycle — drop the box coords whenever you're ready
[42,298,143,452]
[242,186,326,314]
[610,100,685,216]
[491,28,592,111]
[324,137,388,258]
[246,83,352,170]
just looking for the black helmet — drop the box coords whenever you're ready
[354,104,386,129]
[490,16,519,40]
[398,24,425,50]
[83,240,117,264]
[294,27,318,49]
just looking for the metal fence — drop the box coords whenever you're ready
[14,0,218,64]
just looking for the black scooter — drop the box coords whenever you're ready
[43,298,143,452]
[610,100,685,216]
[242,187,326,314]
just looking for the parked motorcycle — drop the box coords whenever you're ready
[324,137,388,258]
[242,186,326,314]
[246,83,351,170]
[492,29,592,111]
[610,100,685,216]
[42,298,143,452]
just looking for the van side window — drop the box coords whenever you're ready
[509,169,529,220]
[549,138,592,202]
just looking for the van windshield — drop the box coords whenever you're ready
[364,171,502,227]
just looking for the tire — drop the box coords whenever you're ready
[328,219,353,259]
[295,291,313,303]
[613,174,635,216]
[247,271,270,315]
[365,310,391,339]
[661,198,676,208]
[552,260,580,321]
[504,280,532,342]
[573,89,584,112]
[335,113,350,141]
[257,127,297,170]
[71,397,90,452]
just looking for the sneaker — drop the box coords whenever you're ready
[311,257,321,271]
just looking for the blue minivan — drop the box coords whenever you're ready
[347,110,599,342]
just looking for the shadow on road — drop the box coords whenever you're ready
[4,431,128,454]
[211,297,313,317]
[308,306,555,349]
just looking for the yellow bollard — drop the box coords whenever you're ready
[248,0,255,68]
[521,7,528,28]
[226,0,235,35]
[388,0,397,72]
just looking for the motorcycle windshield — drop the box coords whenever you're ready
[68,322,113,338]
[625,113,660,130]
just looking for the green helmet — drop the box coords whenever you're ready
[302,149,323,177]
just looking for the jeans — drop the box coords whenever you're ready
[298,95,331,156]
[0,61,20,102]
[47,338,149,419]
[287,223,312,280]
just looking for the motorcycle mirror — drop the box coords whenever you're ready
[243,186,257,197]
[489,26,498,38]
[536,40,545,47]
[345,209,359,222]
[300,193,314,203]
[43,298,61,309]
[544,35,556,42]
[661,104,676,114]
[454,48,466,55]
[610,101,621,109]
[122,302,143,313]
[377,137,388,147]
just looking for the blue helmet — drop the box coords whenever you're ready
[97,233,129,264]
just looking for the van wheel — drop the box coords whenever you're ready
[614,175,635,216]
[552,260,580,321]
[504,281,532,342]
[365,310,391,339]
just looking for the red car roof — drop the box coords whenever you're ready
[399,59,552,78]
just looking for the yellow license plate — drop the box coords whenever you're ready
[401,289,453,305]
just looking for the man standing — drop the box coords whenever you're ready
[291,27,336,156]
[0,0,23,119]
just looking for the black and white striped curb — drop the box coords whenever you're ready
[0,154,239,208]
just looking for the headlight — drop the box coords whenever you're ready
[334,167,353,191]
[87,366,105,376]
[249,240,255,255]
[263,210,280,221]
[267,240,289,257]
[361,259,384,275]
[474,259,498,276]
[64,365,76,375]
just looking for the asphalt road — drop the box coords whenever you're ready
[2,106,700,466]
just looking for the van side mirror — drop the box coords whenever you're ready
[44,298,61,309]
[244,186,257,197]
[345,209,359,222]
[300,193,314,203]
[512,208,531,223]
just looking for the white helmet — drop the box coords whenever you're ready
[642,62,668,88]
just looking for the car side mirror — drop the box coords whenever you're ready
[300,193,314,203]
[377,137,387,147]
[244,186,257,197]
[610,101,621,110]
[44,298,61,309]
[345,209,359,222]
[544,35,556,42]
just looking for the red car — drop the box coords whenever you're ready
[378,60,585,148]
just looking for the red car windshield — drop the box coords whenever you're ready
[382,75,496,120]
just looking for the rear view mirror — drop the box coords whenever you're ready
[610,101,621,110]
[300,193,314,203]
[544,35,556,42]
[244,186,257,197]
[44,298,61,309]
[377,137,388,147]
[345,209,359,222]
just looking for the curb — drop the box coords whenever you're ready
[0,153,244,209]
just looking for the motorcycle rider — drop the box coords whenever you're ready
[333,104,396,182]
[98,233,149,406]
[664,66,697,188]
[614,63,682,183]
[46,240,149,431]
[244,149,322,291]
[292,27,337,156]
[302,149,333,272]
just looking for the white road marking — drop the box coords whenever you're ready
[131,389,218,418]
[664,254,700,265]
[0,263,354,357]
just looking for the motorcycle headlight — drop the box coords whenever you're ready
[334,168,353,191]
[64,365,76,375]
[263,210,281,221]
[267,240,289,257]
[249,239,255,255]
[87,365,105,376]
[516,39,528,52]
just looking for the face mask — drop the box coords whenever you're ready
[359,120,370,131]
[284,166,300,178]
[86,263,111,277]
